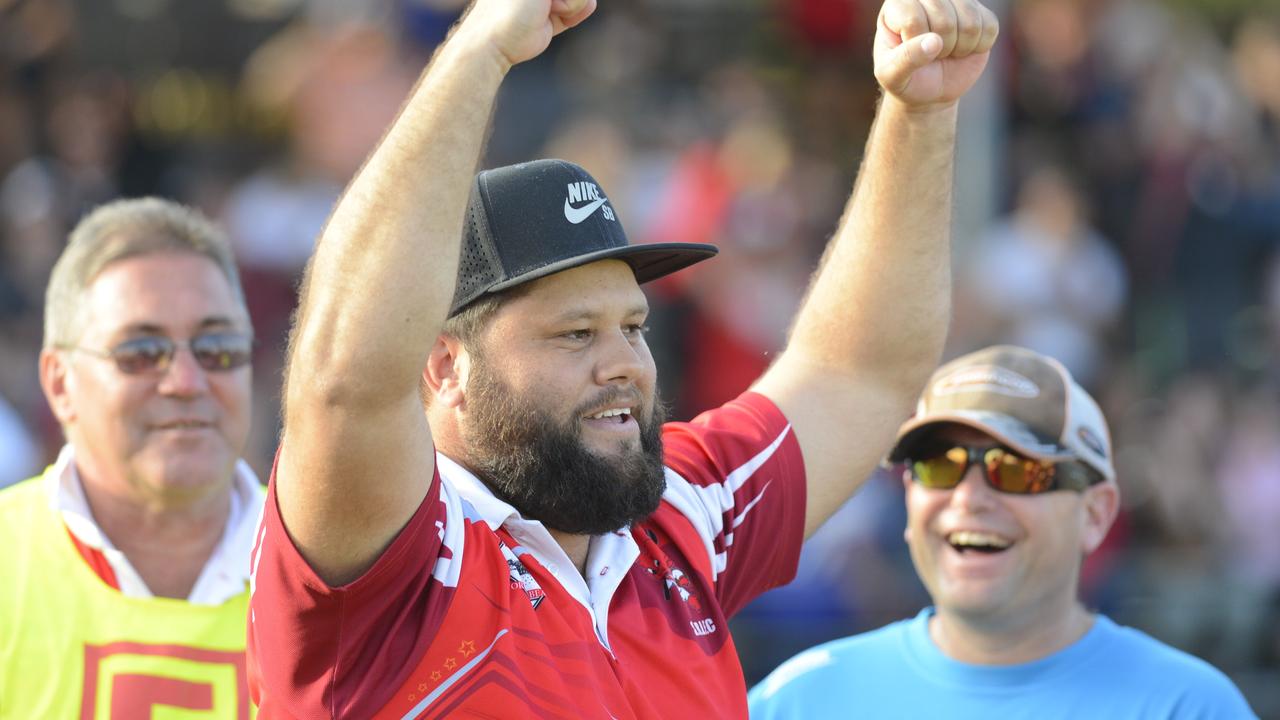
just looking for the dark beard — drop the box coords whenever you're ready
[461,360,668,535]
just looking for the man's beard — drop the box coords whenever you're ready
[461,360,668,535]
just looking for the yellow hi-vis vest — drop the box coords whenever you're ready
[0,474,255,719]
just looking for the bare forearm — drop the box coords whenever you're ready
[289,23,508,409]
[787,97,956,386]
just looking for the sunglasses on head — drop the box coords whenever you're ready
[905,444,1103,495]
[63,333,253,375]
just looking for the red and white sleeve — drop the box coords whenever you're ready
[659,392,807,618]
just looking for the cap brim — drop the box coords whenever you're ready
[485,242,718,295]
[887,410,1077,464]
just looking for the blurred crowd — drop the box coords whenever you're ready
[0,0,1275,713]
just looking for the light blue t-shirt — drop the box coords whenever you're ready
[748,608,1256,719]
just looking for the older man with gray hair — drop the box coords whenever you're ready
[0,197,262,717]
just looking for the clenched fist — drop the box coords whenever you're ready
[462,0,597,71]
[874,0,999,110]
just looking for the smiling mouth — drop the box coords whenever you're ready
[946,530,1013,554]
[152,421,213,431]
[584,408,632,425]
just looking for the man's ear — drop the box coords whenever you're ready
[424,335,470,409]
[39,348,76,425]
[1080,481,1120,555]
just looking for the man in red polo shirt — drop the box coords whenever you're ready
[248,0,998,716]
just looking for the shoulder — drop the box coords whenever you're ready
[1097,618,1221,675]
[1093,617,1255,713]
[0,478,51,583]
[0,475,46,519]
[663,391,792,451]
[661,391,800,490]
[751,621,912,702]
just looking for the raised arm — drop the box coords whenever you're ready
[277,0,595,585]
[752,0,998,537]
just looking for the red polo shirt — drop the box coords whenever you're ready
[248,392,806,718]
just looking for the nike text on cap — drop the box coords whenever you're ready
[886,345,1116,482]
[448,158,718,316]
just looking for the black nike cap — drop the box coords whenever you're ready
[449,158,718,316]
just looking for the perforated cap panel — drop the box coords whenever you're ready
[450,181,505,312]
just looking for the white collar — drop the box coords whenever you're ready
[45,444,265,605]
[434,453,521,530]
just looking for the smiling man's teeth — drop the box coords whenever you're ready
[588,408,630,420]
[947,531,1012,550]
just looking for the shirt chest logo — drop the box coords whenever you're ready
[499,540,546,610]
[642,529,704,615]
[507,558,546,610]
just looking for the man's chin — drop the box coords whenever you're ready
[537,495,664,537]
[581,436,645,461]
[134,452,236,495]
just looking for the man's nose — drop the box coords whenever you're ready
[594,328,646,386]
[949,463,997,511]
[156,345,211,397]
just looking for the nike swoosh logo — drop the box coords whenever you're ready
[563,197,608,224]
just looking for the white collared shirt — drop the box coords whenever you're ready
[46,444,266,605]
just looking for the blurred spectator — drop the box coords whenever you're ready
[225,21,418,472]
[231,22,416,276]
[0,197,262,715]
[642,66,828,416]
[959,162,1127,385]
[646,144,810,415]
[1127,376,1229,550]
[1216,390,1280,587]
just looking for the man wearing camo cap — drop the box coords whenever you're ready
[751,345,1256,719]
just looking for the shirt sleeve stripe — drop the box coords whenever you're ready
[663,421,793,579]
[724,424,792,494]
